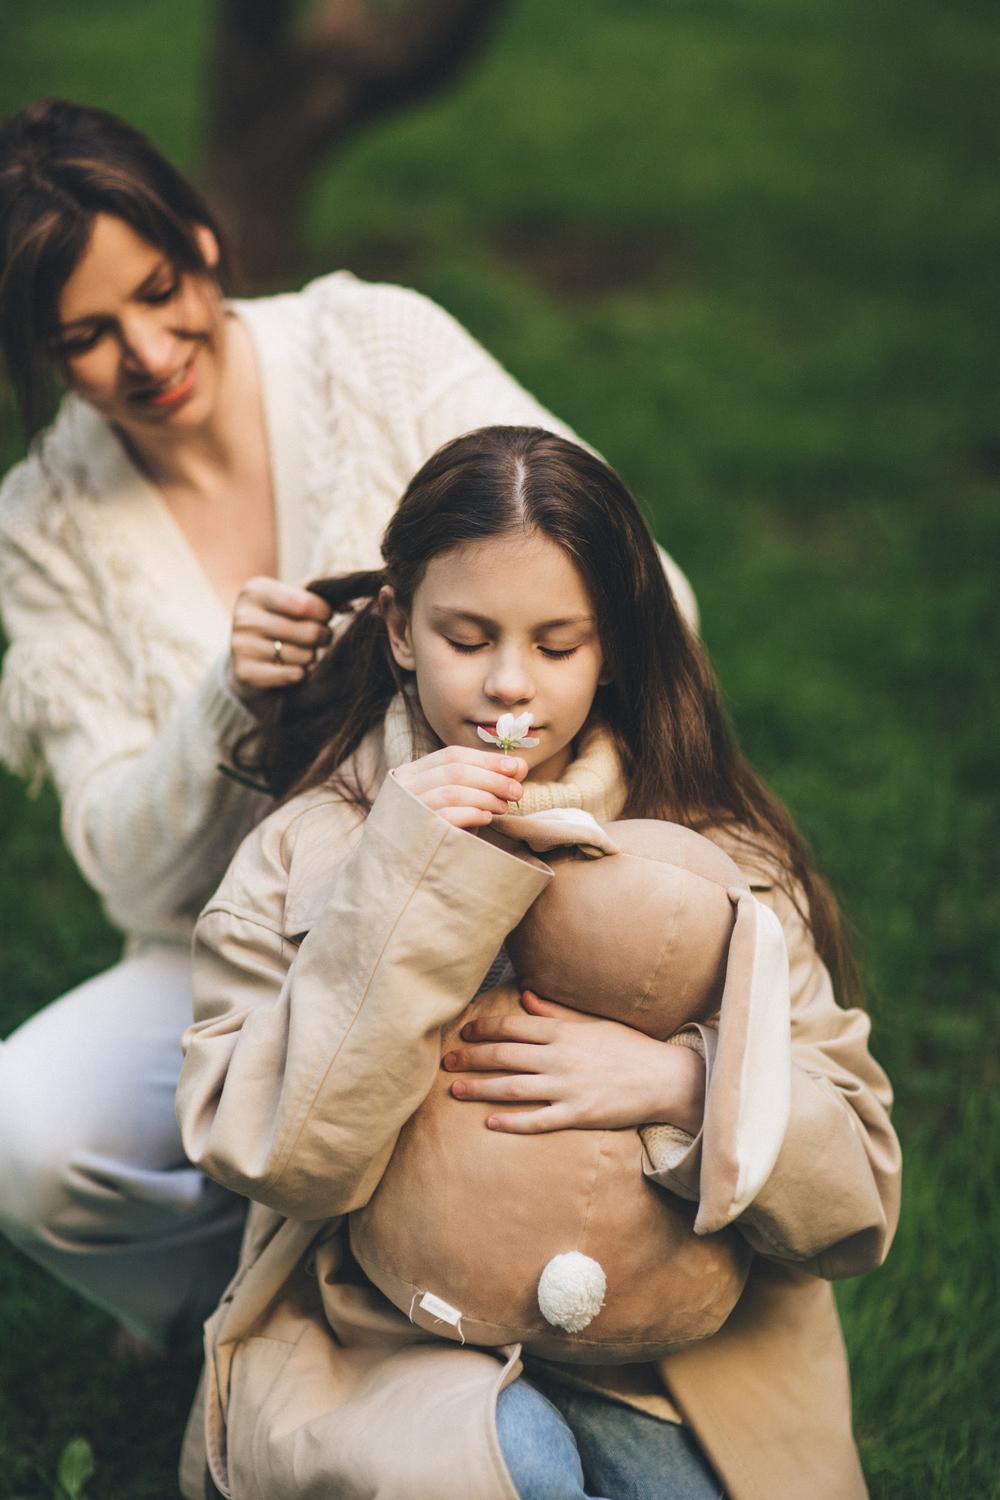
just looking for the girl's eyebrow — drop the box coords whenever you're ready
[56,258,174,334]
[430,606,595,631]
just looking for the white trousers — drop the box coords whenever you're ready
[0,943,246,1349]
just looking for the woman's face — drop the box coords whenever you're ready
[52,213,226,440]
[385,529,608,783]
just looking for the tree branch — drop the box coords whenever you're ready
[294,0,509,156]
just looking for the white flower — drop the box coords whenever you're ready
[476,711,539,751]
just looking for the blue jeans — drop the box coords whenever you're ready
[496,1375,726,1500]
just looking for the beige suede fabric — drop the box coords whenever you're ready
[177,724,901,1500]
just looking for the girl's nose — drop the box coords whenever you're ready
[484,652,534,707]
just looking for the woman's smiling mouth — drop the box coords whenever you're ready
[129,350,199,409]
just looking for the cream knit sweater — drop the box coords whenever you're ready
[0,272,696,945]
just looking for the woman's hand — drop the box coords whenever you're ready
[394,746,527,829]
[442,991,706,1134]
[228,576,333,704]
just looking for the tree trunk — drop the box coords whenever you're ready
[204,0,509,286]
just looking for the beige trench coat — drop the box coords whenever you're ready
[176,740,901,1500]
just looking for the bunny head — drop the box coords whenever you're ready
[505,819,750,1039]
[499,810,792,1236]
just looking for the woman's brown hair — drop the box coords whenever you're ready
[0,98,229,437]
[238,425,860,1005]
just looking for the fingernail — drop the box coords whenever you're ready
[486,1116,500,1130]
[500,756,518,772]
[507,782,522,798]
[460,1024,472,1039]
[442,1052,456,1070]
[452,1081,466,1097]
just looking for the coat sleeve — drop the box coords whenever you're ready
[641,877,902,1279]
[177,773,552,1220]
[0,478,263,931]
[342,278,699,632]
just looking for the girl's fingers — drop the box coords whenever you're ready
[422,785,513,817]
[450,1074,552,1103]
[437,807,494,830]
[395,747,528,828]
[484,1105,572,1135]
[456,1013,556,1046]
[443,1039,546,1074]
[406,747,527,780]
[403,761,525,803]
[518,991,585,1023]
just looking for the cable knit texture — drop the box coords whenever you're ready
[2,272,664,943]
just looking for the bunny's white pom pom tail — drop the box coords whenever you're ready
[537,1252,606,1332]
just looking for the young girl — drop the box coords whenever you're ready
[176,426,900,1500]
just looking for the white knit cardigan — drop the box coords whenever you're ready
[0,272,697,945]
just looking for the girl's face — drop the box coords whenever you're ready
[385,530,608,783]
[52,213,226,441]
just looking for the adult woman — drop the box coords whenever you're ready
[0,98,698,1351]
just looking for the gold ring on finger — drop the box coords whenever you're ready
[272,639,285,663]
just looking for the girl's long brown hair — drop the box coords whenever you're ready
[238,426,858,1005]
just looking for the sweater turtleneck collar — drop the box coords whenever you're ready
[381,690,628,825]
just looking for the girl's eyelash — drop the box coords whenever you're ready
[445,638,579,660]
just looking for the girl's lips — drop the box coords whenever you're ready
[472,721,541,734]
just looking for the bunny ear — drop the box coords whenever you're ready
[694,889,791,1236]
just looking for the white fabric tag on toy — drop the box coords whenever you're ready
[418,1291,463,1329]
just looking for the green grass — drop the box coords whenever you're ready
[2,0,998,1494]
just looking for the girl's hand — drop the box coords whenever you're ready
[228,576,333,704]
[394,746,527,829]
[442,991,706,1135]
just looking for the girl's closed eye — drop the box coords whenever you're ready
[445,638,580,660]
[446,637,488,654]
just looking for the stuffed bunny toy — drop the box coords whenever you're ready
[349,808,791,1363]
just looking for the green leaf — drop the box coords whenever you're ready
[56,1438,95,1500]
